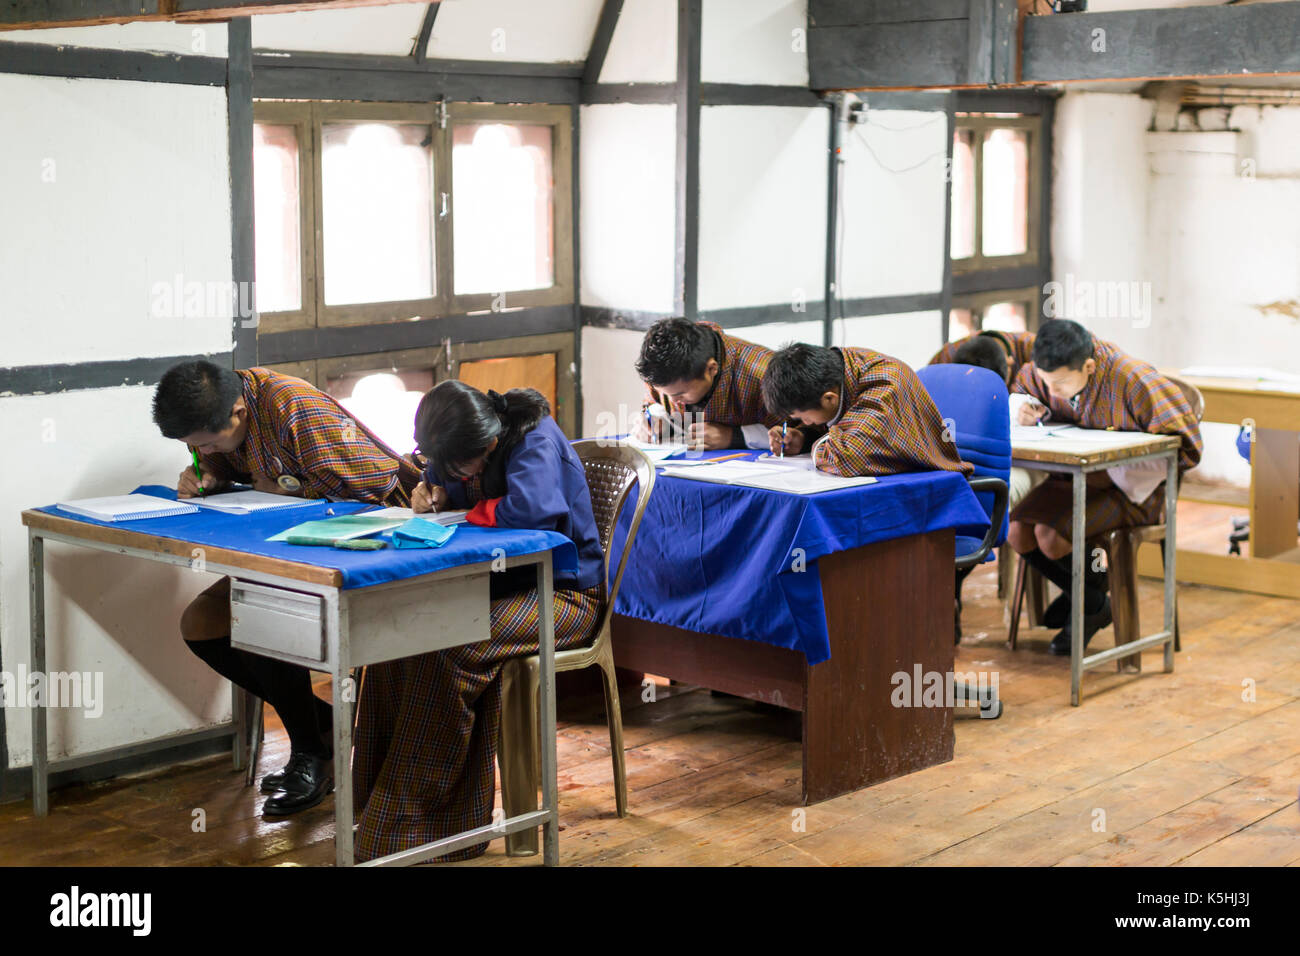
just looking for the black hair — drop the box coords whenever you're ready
[954,335,1009,384]
[414,380,550,498]
[635,317,717,386]
[1032,319,1093,373]
[761,343,843,415]
[152,360,244,439]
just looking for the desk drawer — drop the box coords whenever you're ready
[230,581,325,663]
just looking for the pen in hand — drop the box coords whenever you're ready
[189,447,205,497]
[780,421,787,458]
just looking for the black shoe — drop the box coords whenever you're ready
[1042,592,1071,629]
[260,759,293,794]
[262,753,334,816]
[1048,596,1112,656]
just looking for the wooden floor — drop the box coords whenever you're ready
[2,501,1298,866]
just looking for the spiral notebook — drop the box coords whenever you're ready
[56,494,200,522]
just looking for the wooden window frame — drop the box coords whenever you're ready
[951,114,1043,276]
[952,285,1040,336]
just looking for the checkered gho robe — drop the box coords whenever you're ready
[812,347,972,478]
[644,322,782,436]
[351,477,603,863]
[199,368,421,505]
[929,330,1036,382]
[1010,338,1203,539]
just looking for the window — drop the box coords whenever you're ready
[950,114,1042,274]
[948,288,1036,341]
[251,102,573,332]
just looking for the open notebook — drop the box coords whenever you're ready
[56,494,200,522]
[659,460,877,494]
[190,490,318,514]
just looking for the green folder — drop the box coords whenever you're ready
[268,514,408,546]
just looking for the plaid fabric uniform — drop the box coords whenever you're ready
[814,347,973,478]
[351,476,603,863]
[1010,338,1203,541]
[929,330,1036,382]
[644,322,782,432]
[199,368,421,505]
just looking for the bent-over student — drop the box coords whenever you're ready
[761,342,972,479]
[350,381,604,862]
[929,329,1036,387]
[634,317,791,450]
[1009,320,1202,655]
[152,361,421,815]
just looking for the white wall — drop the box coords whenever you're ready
[698,106,828,311]
[838,107,948,299]
[0,39,236,768]
[701,0,807,86]
[579,104,678,312]
[834,311,944,369]
[599,0,676,83]
[581,326,647,438]
[428,0,602,63]
[0,20,227,56]
[252,3,429,55]
[724,320,824,351]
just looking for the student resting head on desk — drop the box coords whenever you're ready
[152,360,421,816]
[350,380,605,863]
[634,316,799,451]
[760,342,973,478]
[928,329,1036,387]
[1008,319,1202,655]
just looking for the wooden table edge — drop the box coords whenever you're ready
[1010,434,1180,467]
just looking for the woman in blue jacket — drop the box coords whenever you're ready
[351,381,605,863]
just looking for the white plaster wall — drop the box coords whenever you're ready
[698,106,828,311]
[723,320,824,351]
[834,311,944,369]
[0,20,227,56]
[579,104,678,313]
[428,0,602,63]
[598,0,677,84]
[0,388,228,766]
[0,74,232,367]
[701,0,807,86]
[838,108,948,299]
[252,3,428,55]
[580,326,647,437]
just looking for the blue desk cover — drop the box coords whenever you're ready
[37,486,577,591]
[608,452,987,665]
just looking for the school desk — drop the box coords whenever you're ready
[22,487,576,867]
[1139,373,1300,599]
[1010,433,1181,706]
[607,452,991,804]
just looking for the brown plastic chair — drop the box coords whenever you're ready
[497,440,656,856]
[1008,375,1203,668]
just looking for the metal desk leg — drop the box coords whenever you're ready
[1164,453,1178,673]
[29,531,48,817]
[536,556,559,867]
[1070,470,1087,706]
[329,591,354,868]
[232,684,248,773]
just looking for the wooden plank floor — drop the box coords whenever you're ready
[2,502,1297,867]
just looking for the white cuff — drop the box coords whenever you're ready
[741,423,771,449]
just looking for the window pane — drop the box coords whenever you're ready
[982,301,1028,333]
[325,367,434,456]
[253,124,302,314]
[981,128,1029,257]
[950,129,976,260]
[322,123,434,306]
[452,123,555,296]
[948,308,976,342]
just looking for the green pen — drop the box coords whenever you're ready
[189,447,205,497]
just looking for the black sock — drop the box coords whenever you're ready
[1082,559,1109,614]
[185,635,269,701]
[1021,548,1073,593]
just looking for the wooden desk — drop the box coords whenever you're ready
[1139,375,1300,598]
[21,509,562,867]
[612,528,955,805]
[1011,432,1181,705]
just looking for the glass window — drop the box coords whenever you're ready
[948,308,976,342]
[321,122,435,306]
[981,128,1029,258]
[252,124,302,314]
[452,123,555,296]
[325,367,434,456]
[981,301,1028,333]
[950,129,976,260]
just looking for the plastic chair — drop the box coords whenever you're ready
[916,364,1011,718]
[497,441,656,856]
[1007,374,1204,666]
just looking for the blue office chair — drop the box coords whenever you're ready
[917,363,1011,719]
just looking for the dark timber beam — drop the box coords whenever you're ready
[413,2,437,64]
[0,0,436,31]
[1023,1,1300,84]
[582,0,623,87]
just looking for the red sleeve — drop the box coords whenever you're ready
[467,497,502,527]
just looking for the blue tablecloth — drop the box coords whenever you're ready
[609,453,987,665]
[38,486,577,591]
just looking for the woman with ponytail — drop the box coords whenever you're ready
[350,380,605,862]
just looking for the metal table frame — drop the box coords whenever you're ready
[26,520,560,867]
[1011,439,1180,705]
